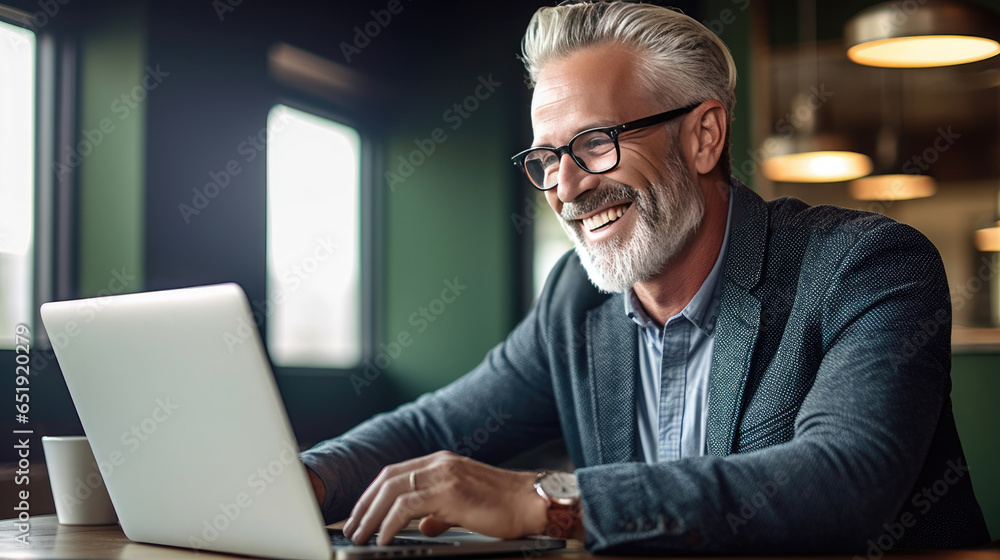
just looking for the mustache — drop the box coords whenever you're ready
[559,182,639,221]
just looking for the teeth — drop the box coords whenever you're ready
[582,204,628,231]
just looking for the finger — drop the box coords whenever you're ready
[377,489,446,546]
[418,516,453,537]
[352,471,426,545]
[345,455,440,537]
[345,474,393,537]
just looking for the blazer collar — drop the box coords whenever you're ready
[706,178,769,456]
[585,295,640,464]
[724,178,769,291]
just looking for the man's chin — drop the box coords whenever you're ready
[573,247,635,294]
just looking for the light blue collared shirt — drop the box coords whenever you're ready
[624,188,733,462]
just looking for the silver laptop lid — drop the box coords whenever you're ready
[41,283,332,560]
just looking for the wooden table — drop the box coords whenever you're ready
[1,515,998,559]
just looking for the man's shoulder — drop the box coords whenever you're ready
[760,195,936,255]
[750,193,945,306]
[765,195,897,234]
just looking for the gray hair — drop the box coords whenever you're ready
[521,1,738,176]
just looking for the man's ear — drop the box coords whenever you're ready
[686,101,727,175]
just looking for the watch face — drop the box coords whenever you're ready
[540,471,579,501]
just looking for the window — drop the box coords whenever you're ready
[0,20,35,348]
[266,104,361,368]
[533,191,573,297]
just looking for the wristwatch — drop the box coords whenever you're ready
[533,470,582,539]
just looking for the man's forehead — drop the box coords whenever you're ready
[530,79,591,132]
[529,44,655,142]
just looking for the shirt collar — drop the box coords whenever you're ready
[624,183,734,336]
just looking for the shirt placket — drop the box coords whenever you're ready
[656,318,692,462]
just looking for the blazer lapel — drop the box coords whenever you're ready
[585,295,639,464]
[706,180,769,457]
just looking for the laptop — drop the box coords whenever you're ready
[40,283,565,560]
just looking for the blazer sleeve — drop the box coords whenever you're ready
[299,256,570,524]
[575,221,955,553]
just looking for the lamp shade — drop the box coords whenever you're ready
[762,134,873,183]
[975,222,1000,252]
[849,174,937,200]
[845,1,1000,68]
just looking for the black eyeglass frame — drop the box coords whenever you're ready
[511,103,701,191]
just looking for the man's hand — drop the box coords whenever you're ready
[341,451,549,545]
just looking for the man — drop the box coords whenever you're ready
[301,2,990,553]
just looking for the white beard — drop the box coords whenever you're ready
[557,150,705,293]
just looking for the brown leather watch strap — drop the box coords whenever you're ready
[545,503,581,539]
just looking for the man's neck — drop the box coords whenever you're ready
[631,176,731,327]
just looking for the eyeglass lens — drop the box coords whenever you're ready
[522,129,619,189]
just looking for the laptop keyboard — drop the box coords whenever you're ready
[329,531,457,548]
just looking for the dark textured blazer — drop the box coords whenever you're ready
[301,179,991,553]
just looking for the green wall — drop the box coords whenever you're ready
[952,353,1000,540]
[78,2,146,297]
[702,0,753,188]
[382,78,515,400]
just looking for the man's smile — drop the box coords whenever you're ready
[580,202,632,232]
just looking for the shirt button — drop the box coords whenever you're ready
[625,522,636,531]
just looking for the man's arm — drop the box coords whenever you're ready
[306,465,325,504]
[299,256,574,525]
[575,221,955,553]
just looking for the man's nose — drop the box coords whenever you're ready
[555,153,600,204]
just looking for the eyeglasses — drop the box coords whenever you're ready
[510,103,700,191]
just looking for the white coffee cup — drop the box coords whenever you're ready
[42,436,118,525]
